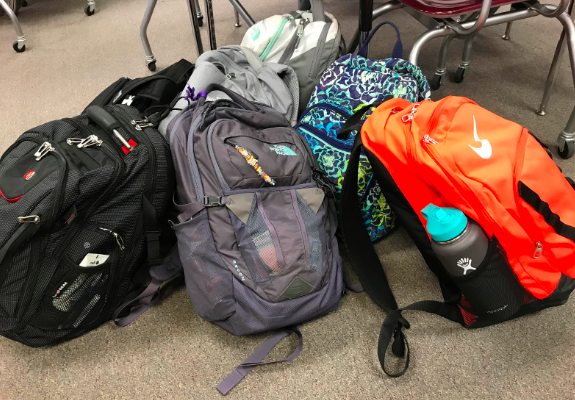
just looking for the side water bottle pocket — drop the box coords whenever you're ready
[452,237,524,321]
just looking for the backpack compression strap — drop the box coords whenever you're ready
[340,131,464,377]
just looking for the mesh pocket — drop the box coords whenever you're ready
[247,205,281,280]
[173,209,236,322]
[296,193,324,275]
[33,257,110,330]
[453,237,525,321]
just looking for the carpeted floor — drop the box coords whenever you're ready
[1,0,575,398]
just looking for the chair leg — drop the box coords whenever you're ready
[204,0,217,50]
[549,9,575,158]
[84,0,95,16]
[186,0,204,56]
[140,0,158,71]
[430,35,455,90]
[409,27,452,66]
[234,8,241,27]
[0,0,26,52]
[454,34,476,84]
[536,31,566,116]
[359,0,374,53]
[348,1,402,53]
[502,21,513,40]
[194,0,204,27]
[228,0,255,26]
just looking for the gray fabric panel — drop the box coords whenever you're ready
[226,193,255,224]
[173,209,236,322]
[309,22,331,79]
[213,233,343,335]
[278,276,315,301]
[296,187,325,214]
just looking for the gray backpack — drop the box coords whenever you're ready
[240,0,345,114]
[163,84,342,393]
[159,46,299,136]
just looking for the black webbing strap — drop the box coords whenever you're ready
[340,133,402,316]
[337,98,390,141]
[340,133,465,377]
[518,181,575,242]
[378,301,463,377]
[142,196,162,268]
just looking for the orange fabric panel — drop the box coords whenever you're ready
[361,96,575,299]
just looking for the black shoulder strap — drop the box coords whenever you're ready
[340,132,464,377]
[340,133,401,315]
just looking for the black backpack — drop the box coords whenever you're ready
[85,59,194,127]
[0,104,175,346]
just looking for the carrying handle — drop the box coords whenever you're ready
[337,97,392,140]
[357,21,403,59]
[204,83,258,111]
[309,0,326,22]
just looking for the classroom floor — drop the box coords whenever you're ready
[1,0,575,398]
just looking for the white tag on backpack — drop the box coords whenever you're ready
[122,95,136,106]
[79,253,109,267]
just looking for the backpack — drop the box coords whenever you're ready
[164,84,343,393]
[340,96,575,376]
[159,46,299,136]
[0,104,175,346]
[240,0,345,114]
[85,58,194,126]
[296,22,430,242]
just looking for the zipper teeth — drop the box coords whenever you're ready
[299,124,353,150]
[207,121,231,192]
[260,17,290,61]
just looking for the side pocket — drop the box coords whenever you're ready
[453,237,525,321]
[172,209,236,322]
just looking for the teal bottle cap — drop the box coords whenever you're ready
[421,203,468,242]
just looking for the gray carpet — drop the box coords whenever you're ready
[1,0,575,398]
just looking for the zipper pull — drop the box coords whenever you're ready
[98,227,125,251]
[18,215,40,224]
[66,138,85,146]
[34,142,55,161]
[78,135,103,148]
[131,118,154,131]
[225,72,236,80]
[294,19,309,49]
[402,103,420,123]
[533,241,543,259]
[422,134,439,145]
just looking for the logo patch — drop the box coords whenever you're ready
[468,116,492,159]
[270,145,296,156]
[456,257,477,275]
[251,27,261,41]
[24,170,35,180]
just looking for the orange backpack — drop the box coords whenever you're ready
[340,96,575,376]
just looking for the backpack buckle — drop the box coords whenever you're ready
[203,196,224,207]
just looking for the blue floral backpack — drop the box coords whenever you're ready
[296,21,430,241]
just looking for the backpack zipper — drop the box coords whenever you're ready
[98,227,126,250]
[260,16,291,61]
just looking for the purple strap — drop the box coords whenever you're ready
[217,327,303,395]
[112,278,162,327]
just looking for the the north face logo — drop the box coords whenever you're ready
[270,145,296,156]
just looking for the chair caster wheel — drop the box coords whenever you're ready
[13,41,25,53]
[558,138,575,159]
[147,61,157,72]
[84,5,94,15]
[197,15,203,26]
[430,74,442,90]
[454,67,466,84]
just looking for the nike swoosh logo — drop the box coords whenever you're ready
[468,115,492,159]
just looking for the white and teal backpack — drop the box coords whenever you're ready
[241,0,345,115]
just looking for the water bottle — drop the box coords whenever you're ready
[421,203,524,321]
